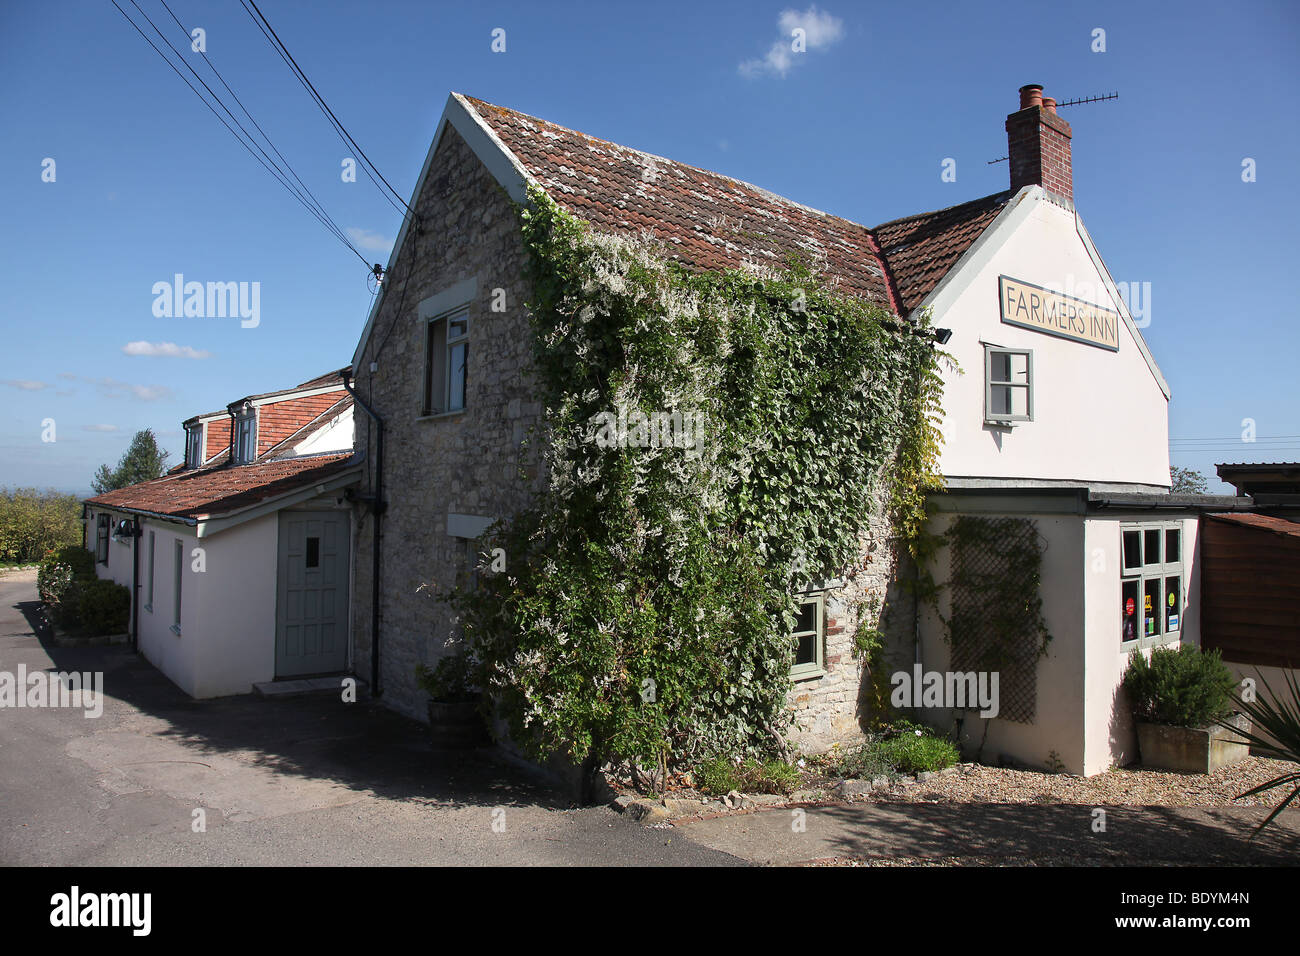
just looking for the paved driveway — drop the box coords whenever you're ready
[0,570,740,867]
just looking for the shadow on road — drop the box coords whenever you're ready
[10,590,569,815]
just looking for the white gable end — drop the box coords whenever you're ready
[921,187,1171,489]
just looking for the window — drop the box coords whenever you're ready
[185,426,203,468]
[790,593,825,679]
[984,346,1033,424]
[146,531,156,611]
[305,536,320,569]
[95,514,109,564]
[423,307,470,415]
[1121,522,1184,646]
[234,408,256,463]
[172,539,183,632]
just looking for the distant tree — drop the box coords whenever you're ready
[1170,465,1209,495]
[91,429,170,493]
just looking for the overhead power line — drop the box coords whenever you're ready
[239,0,418,225]
[111,0,371,268]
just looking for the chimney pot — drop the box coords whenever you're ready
[1042,97,1057,114]
[1019,84,1044,109]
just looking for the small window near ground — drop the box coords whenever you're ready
[984,346,1032,424]
[790,593,825,679]
[1121,521,1184,647]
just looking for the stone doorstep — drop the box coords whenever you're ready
[252,676,368,698]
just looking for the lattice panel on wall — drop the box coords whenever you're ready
[948,517,1041,724]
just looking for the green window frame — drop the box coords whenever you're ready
[790,592,826,680]
[1120,521,1184,648]
[984,345,1033,424]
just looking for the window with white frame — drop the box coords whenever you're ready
[1121,522,1184,645]
[95,513,109,564]
[234,408,256,463]
[423,307,470,415]
[185,425,203,468]
[985,346,1033,424]
[790,592,825,679]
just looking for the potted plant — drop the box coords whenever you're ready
[416,651,490,749]
[1123,645,1249,773]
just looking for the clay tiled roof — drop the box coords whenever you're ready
[463,96,1012,316]
[258,394,354,461]
[1205,513,1300,538]
[874,191,1012,313]
[465,96,895,307]
[86,453,357,521]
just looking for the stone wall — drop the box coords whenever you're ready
[348,122,912,753]
[349,124,543,721]
[785,480,914,753]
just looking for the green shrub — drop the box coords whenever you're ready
[73,578,130,635]
[415,653,476,702]
[694,757,801,795]
[37,546,94,603]
[695,757,739,795]
[0,488,82,563]
[871,731,960,774]
[1123,645,1238,728]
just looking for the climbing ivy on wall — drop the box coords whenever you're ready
[449,185,947,784]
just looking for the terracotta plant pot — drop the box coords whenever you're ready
[1136,712,1252,773]
[427,698,490,750]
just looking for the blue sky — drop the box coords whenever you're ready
[2,0,1297,493]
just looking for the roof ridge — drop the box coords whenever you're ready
[873,190,1013,233]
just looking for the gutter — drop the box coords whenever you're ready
[343,370,386,698]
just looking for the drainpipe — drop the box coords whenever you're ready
[343,370,385,697]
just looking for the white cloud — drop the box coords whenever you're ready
[60,373,172,402]
[740,6,844,79]
[122,341,211,359]
[1,379,49,391]
[346,227,393,253]
[83,424,119,432]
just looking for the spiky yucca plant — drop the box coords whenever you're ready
[1218,668,1300,835]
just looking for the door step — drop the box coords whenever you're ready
[253,676,367,699]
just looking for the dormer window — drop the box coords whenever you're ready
[185,425,203,468]
[234,406,257,463]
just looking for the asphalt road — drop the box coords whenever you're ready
[0,570,742,867]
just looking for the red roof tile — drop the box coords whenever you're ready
[465,96,894,306]
[874,191,1012,313]
[463,96,1011,316]
[86,453,357,521]
[1205,513,1300,538]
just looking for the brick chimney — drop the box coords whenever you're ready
[1006,84,1073,202]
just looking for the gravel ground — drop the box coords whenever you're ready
[868,756,1298,809]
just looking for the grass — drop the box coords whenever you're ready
[695,757,801,796]
[817,721,960,779]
